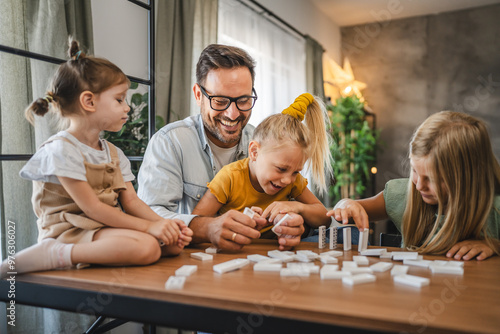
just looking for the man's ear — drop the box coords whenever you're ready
[80,91,95,112]
[193,83,202,107]
[248,141,260,161]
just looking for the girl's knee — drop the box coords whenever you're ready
[133,235,161,265]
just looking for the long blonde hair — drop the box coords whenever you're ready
[402,111,500,255]
[252,94,333,194]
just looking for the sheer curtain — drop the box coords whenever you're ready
[217,0,306,127]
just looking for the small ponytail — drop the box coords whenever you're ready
[25,92,56,125]
[68,38,85,60]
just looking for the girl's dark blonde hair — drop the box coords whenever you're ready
[402,111,500,255]
[252,95,333,194]
[25,38,129,126]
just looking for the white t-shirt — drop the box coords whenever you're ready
[19,131,135,185]
[207,138,238,174]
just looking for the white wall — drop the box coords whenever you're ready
[91,0,149,80]
[255,0,342,63]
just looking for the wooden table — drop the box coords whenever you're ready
[1,240,499,333]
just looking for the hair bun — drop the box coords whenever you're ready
[68,37,85,60]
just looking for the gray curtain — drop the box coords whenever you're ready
[0,1,95,333]
[305,35,326,101]
[156,0,218,124]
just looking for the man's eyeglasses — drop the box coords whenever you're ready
[199,85,258,111]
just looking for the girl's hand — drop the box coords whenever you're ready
[176,222,193,248]
[147,219,181,245]
[327,199,369,231]
[262,201,302,224]
[447,240,495,261]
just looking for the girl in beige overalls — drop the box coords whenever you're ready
[1,40,192,277]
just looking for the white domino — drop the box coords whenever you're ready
[165,276,186,290]
[321,250,343,257]
[342,273,376,286]
[380,251,393,259]
[319,226,326,249]
[343,227,352,251]
[342,261,358,269]
[329,227,338,249]
[429,264,464,275]
[341,267,373,274]
[272,214,291,236]
[253,262,282,272]
[394,274,430,288]
[175,265,198,277]
[353,255,369,266]
[403,259,433,268]
[391,265,409,276]
[280,267,310,277]
[296,250,319,260]
[370,262,393,272]
[205,246,219,254]
[358,229,369,252]
[320,255,338,264]
[295,253,313,263]
[243,207,255,218]
[191,252,213,261]
[287,263,320,274]
[392,252,419,261]
[268,250,295,262]
[360,248,387,257]
[247,254,272,262]
[213,258,250,274]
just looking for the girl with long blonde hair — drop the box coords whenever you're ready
[330,111,500,260]
[193,93,333,243]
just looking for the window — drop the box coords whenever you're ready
[218,0,306,127]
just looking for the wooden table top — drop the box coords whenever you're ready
[9,240,500,333]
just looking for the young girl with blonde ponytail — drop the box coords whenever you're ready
[1,39,192,278]
[330,111,500,260]
[193,93,333,238]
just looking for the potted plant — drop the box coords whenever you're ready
[327,95,380,204]
[104,82,165,182]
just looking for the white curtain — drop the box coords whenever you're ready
[217,0,306,127]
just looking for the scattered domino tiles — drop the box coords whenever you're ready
[318,226,326,249]
[213,258,250,274]
[167,245,465,291]
[205,246,219,254]
[175,265,198,277]
[343,227,352,251]
[190,252,213,261]
[165,276,186,290]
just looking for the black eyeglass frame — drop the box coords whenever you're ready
[198,84,258,111]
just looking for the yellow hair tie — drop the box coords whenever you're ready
[44,95,54,104]
[281,93,314,121]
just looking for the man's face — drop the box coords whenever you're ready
[194,67,254,148]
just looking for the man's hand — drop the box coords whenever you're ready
[201,210,261,250]
[273,212,305,251]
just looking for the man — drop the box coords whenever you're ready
[138,44,304,250]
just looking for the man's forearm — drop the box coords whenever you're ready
[188,215,213,244]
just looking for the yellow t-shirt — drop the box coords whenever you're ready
[207,158,308,215]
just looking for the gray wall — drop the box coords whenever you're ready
[340,4,500,193]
